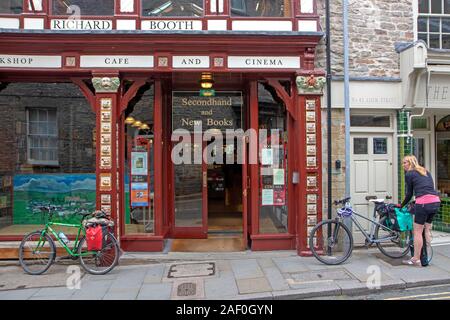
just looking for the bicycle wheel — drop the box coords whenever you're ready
[19,231,56,275]
[309,219,353,265]
[78,232,119,275]
[375,216,412,259]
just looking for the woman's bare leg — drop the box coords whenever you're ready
[425,223,433,245]
[413,223,425,261]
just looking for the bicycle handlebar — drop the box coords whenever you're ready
[334,197,351,205]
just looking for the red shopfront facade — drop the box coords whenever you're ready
[0,0,325,256]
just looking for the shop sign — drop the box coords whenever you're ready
[51,19,112,30]
[0,55,61,68]
[80,56,154,68]
[228,56,300,69]
[141,20,202,31]
[173,56,209,68]
[172,91,243,132]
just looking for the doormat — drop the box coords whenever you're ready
[167,262,215,279]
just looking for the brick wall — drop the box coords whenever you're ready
[316,0,414,77]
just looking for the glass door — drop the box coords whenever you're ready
[172,140,208,238]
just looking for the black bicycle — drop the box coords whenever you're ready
[309,196,413,265]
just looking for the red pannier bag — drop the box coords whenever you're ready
[86,225,103,251]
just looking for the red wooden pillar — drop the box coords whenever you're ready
[249,80,259,239]
[153,80,163,236]
[296,74,325,256]
[91,75,121,238]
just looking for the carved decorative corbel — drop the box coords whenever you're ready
[92,77,121,93]
[296,74,326,95]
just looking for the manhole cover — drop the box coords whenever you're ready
[177,282,197,296]
[168,262,215,278]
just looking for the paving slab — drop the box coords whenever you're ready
[204,271,238,299]
[236,277,272,295]
[143,264,166,284]
[0,288,40,300]
[428,253,450,272]
[273,282,342,300]
[137,283,173,300]
[32,286,76,298]
[70,281,112,300]
[230,259,264,280]
[272,257,309,273]
[257,258,276,269]
[263,267,290,291]
[103,288,140,300]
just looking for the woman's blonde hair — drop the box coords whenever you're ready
[403,155,427,176]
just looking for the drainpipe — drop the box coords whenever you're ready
[326,0,332,224]
[408,68,429,139]
[344,0,350,198]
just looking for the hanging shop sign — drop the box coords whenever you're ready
[80,56,154,68]
[172,91,243,132]
[141,20,202,31]
[0,55,61,68]
[51,19,113,30]
[228,56,300,69]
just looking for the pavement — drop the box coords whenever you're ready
[1,232,450,300]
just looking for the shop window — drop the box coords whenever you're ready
[418,1,450,49]
[141,0,204,17]
[258,83,288,234]
[231,0,292,17]
[353,138,368,155]
[0,83,96,237]
[412,117,429,130]
[27,108,58,165]
[52,0,115,16]
[413,137,426,167]
[350,115,390,127]
[0,0,23,14]
[436,115,450,198]
[123,84,155,234]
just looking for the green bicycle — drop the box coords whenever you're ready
[19,206,120,275]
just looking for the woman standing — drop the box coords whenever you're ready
[400,155,441,266]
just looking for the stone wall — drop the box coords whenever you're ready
[315,0,414,78]
[0,83,95,174]
[321,108,347,218]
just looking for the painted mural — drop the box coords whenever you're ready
[13,174,96,224]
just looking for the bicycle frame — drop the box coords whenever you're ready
[38,220,95,258]
[344,209,398,244]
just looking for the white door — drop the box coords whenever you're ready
[350,134,394,244]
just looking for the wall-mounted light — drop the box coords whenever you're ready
[200,72,214,89]
[124,116,135,125]
[132,120,142,128]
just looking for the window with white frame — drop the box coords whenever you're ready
[27,108,58,165]
[418,0,450,49]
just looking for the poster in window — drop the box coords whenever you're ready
[261,189,274,206]
[261,148,273,165]
[131,183,149,207]
[131,152,148,176]
[273,168,285,185]
[0,196,7,209]
[273,187,285,206]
